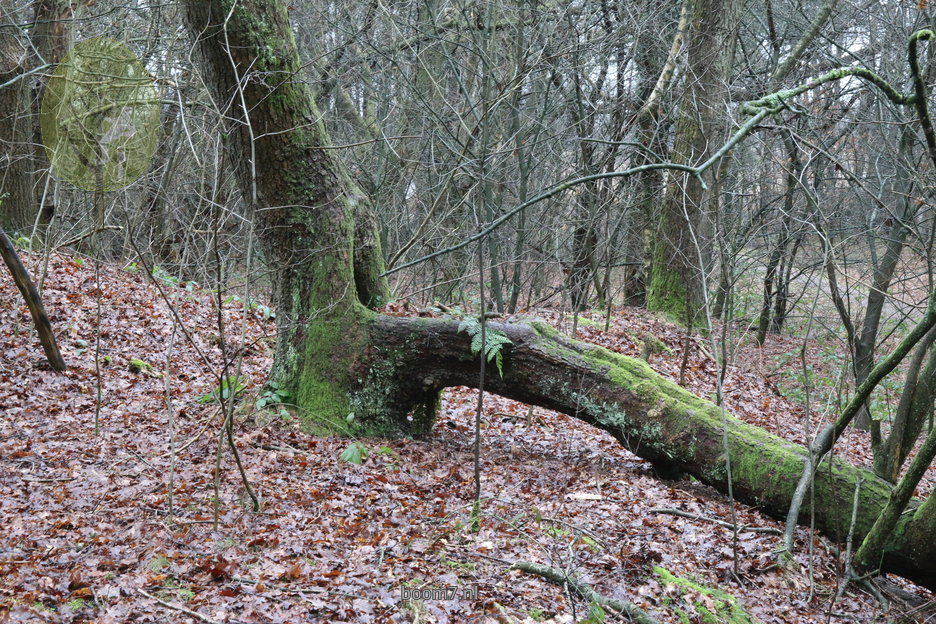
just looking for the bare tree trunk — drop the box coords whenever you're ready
[0,22,35,232]
[853,126,919,430]
[0,223,65,370]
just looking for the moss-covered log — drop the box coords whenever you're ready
[355,314,936,590]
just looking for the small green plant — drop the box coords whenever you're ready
[66,598,86,611]
[255,382,291,409]
[198,375,247,404]
[72,257,84,266]
[581,602,605,624]
[544,524,571,538]
[12,234,31,250]
[579,534,602,553]
[255,382,293,421]
[457,316,512,378]
[340,441,369,464]
[375,445,400,470]
[159,578,195,602]
[151,265,180,287]
[32,601,55,613]
[528,607,546,622]
[179,586,195,601]
[123,261,139,274]
[147,554,169,572]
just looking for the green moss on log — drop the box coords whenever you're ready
[654,567,759,624]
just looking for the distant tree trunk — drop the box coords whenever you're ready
[184,0,936,593]
[0,23,35,233]
[756,132,802,344]
[28,0,75,237]
[630,1,687,310]
[647,0,744,321]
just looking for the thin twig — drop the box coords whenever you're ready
[136,588,224,624]
[648,508,782,535]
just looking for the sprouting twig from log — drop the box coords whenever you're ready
[512,561,660,624]
[648,508,782,535]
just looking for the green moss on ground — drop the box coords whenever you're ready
[654,567,760,624]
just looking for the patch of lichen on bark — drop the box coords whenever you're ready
[219,0,299,77]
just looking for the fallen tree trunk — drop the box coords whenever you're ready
[362,315,936,591]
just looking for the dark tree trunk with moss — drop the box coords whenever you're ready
[183,0,390,431]
[646,0,743,320]
[184,0,936,592]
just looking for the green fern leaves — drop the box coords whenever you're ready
[458,317,512,378]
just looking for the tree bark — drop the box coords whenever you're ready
[0,223,66,370]
[646,0,744,320]
[0,22,35,232]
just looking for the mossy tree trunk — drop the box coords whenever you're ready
[352,314,936,590]
[184,0,936,592]
[183,0,389,431]
[646,0,744,320]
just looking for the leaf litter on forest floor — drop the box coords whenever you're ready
[0,253,933,622]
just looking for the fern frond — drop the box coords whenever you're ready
[456,316,512,378]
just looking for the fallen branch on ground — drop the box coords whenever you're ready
[512,560,660,624]
[648,508,783,535]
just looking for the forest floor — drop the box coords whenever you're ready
[2,252,936,623]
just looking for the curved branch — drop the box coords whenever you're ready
[766,0,840,90]
[909,30,936,169]
[380,162,702,277]
[744,66,913,115]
